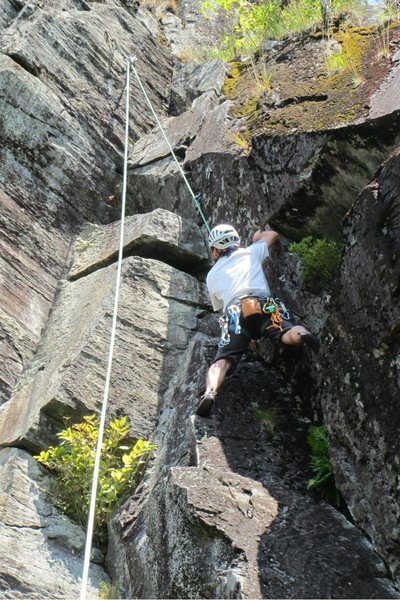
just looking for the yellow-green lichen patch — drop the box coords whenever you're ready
[223,62,248,99]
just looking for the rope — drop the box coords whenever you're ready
[80,49,212,597]
[79,56,132,600]
[129,60,211,233]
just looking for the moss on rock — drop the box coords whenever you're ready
[221,24,398,135]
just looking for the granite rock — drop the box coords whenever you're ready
[0,447,107,599]
[108,335,399,599]
[318,145,400,582]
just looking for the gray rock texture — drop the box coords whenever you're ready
[156,0,233,60]
[0,210,209,452]
[0,447,107,599]
[2,2,400,597]
[108,335,399,599]
[0,0,173,404]
[319,145,400,582]
[69,208,209,279]
[170,59,230,115]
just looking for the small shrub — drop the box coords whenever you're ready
[276,0,321,38]
[289,236,343,285]
[98,582,121,600]
[307,425,341,505]
[34,415,154,540]
[252,406,281,438]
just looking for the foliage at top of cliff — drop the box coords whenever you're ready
[223,21,400,135]
[200,0,400,135]
[201,0,359,56]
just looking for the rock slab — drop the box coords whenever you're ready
[0,447,107,599]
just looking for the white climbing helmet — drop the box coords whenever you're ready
[208,224,240,250]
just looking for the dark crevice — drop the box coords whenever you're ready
[68,239,210,283]
[274,94,329,109]
[5,51,41,77]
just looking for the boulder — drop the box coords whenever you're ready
[0,447,107,599]
[170,60,230,115]
[69,208,209,279]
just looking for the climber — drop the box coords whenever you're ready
[196,224,320,417]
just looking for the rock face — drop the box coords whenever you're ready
[0,447,107,599]
[108,336,398,599]
[0,0,173,404]
[2,1,400,598]
[319,146,400,579]
[0,209,209,452]
[125,25,400,244]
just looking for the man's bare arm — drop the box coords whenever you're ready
[252,229,279,247]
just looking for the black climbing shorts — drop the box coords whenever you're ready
[212,309,295,369]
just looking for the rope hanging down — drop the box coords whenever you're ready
[129,59,211,233]
[112,39,211,233]
[79,57,132,600]
[80,52,211,599]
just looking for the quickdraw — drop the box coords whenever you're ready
[274,297,291,320]
[218,304,241,347]
[263,298,283,331]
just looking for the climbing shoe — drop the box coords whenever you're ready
[300,332,321,355]
[196,392,215,417]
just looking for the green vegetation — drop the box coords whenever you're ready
[325,49,348,71]
[324,29,366,85]
[98,582,121,600]
[34,415,154,541]
[307,425,341,505]
[201,0,363,59]
[289,236,343,285]
[231,131,251,151]
[201,0,281,58]
[252,406,281,438]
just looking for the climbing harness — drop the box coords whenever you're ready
[80,57,132,600]
[263,298,283,332]
[217,296,291,346]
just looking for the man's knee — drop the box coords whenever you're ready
[210,358,232,373]
[281,325,306,346]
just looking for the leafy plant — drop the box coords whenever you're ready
[201,0,364,60]
[201,0,281,58]
[307,425,341,505]
[34,415,154,539]
[289,236,343,285]
[325,49,347,71]
[252,406,281,438]
[98,582,121,600]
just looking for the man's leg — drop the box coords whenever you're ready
[197,358,232,417]
[205,358,232,396]
[281,325,320,354]
[281,325,307,346]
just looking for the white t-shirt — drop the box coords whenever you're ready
[206,240,271,311]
